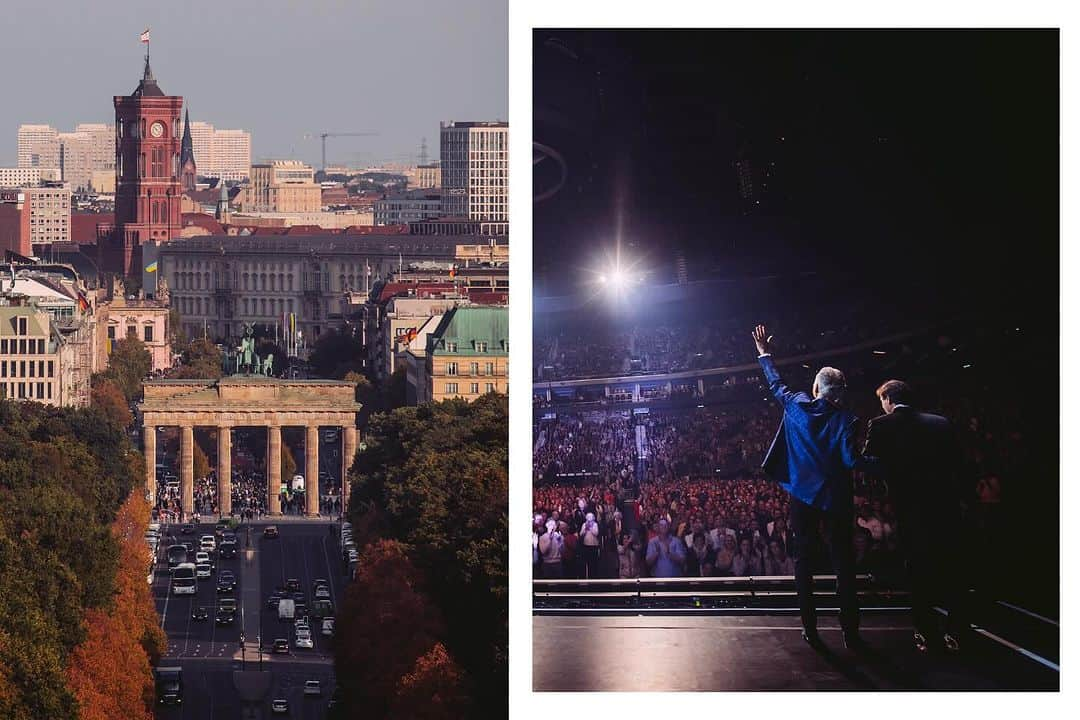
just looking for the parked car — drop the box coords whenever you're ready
[272,638,289,654]
[263,526,279,539]
[271,698,289,713]
[303,680,321,696]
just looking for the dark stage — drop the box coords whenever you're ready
[532,611,1058,691]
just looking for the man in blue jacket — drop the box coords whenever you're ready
[752,325,867,651]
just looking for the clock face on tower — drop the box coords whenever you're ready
[150,121,165,138]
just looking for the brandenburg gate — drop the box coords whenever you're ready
[139,377,361,518]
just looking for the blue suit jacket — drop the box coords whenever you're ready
[758,355,862,511]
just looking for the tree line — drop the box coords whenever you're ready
[0,399,165,719]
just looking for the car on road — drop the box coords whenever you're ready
[311,600,333,619]
[219,597,237,614]
[295,628,313,649]
[195,550,212,566]
[272,638,289,654]
[271,698,289,713]
[295,616,309,631]
[285,578,301,592]
[263,525,279,539]
[199,535,216,553]
[215,608,235,626]
[166,544,188,568]
[214,523,227,538]
[314,585,331,600]
[321,617,334,636]
[303,680,321,696]
[216,575,235,593]
[191,606,209,621]
[219,543,237,559]
[180,524,194,535]
[267,592,284,609]
[195,562,212,579]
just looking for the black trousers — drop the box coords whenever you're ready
[905,518,968,641]
[789,497,858,634]
[581,544,601,579]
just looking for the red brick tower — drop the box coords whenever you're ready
[107,54,183,277]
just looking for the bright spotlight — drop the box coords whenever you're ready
[598,273,608,285]
[610,268,628,288]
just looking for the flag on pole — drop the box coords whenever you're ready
[140,28,150,44]
[145,260,158,273]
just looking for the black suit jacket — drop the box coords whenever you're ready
[862,406,962,532]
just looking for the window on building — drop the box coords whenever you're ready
[47,383,52,400]
[485,383,495,393]
[0,361,5,377]
[17,317,27,335]
[37,339,44,354]
[107,326,115,340]
[445,383,458,395]
[47,361,54,377]
[36,382,44,399]
[37,361,43,377]
[446,342,457,352]
[476,341,488,352]
[0,339,6,353]
[470,362,479,375]
[485,362,494,375]
[144,325,154,343]
[470,383,479,394]
[28,361,34,378]
[18,339,26,354]
[446,362,458,376]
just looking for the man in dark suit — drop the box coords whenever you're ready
[863,379,966,653]
[753,325,867,650]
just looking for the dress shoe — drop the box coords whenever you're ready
[913,632,929,653]
[802,629,825,650]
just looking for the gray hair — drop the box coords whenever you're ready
[814,366,847,403]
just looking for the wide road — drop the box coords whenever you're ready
[153,521,349,719]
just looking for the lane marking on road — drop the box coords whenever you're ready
[995,600,1059,627]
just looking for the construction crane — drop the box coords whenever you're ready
[318,132,378,171]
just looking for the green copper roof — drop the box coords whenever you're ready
[427,306,508,356]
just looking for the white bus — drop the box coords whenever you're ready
[171,563,197,595]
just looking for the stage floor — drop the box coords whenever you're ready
[533,612,1058,691]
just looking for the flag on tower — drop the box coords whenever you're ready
[140,28,150,44]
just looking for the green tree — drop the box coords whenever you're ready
[169,337,223,379]
[308,329,364,379]
[104,336,152,401]
[168,307,185,347]
[346,394,507,718]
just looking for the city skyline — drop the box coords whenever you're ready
[0,0,508,168]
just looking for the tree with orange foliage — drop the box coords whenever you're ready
[388,642,468,720]
[65,492,166,720]
[90,379,132,429]
[333,540,450,718]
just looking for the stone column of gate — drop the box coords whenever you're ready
[180,424,194,520]
[341,425,358,515]
[267,425,282,515]
[306,424,320,517]
[143,424,157,502]
[218,426,232,518]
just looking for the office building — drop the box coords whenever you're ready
[25,183,71,245]
[373,190,443,225]
[17,124,60,169]
[414,162,441,189]
[440,121,508,222]
[188,120,251,182]
[0,189,31,256]
[0,167,60,187]
[242,161,321,213]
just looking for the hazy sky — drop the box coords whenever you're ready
[1,0,508,168]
